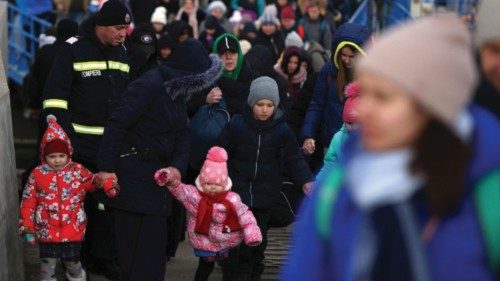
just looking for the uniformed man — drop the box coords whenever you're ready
[42,0,131,279]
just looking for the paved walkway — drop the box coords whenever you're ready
[23,227,293,281]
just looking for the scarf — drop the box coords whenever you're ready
[195,191,242,235]
[176,8,200,38]
[346,148,424,211]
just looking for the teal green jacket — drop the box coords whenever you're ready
[316,124,349,180]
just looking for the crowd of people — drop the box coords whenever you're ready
[13,0,500,280]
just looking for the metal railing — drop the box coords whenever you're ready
[348,0,477,32]
[349,0,412,33]
[7,3,52,85]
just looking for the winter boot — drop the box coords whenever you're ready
[65,269,87,281]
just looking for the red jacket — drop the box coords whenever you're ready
[19,115,96,243]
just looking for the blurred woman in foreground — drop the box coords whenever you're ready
[282,13,500,281]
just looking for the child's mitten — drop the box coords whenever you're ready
[24,233,36,247]
[102,177,119,198]
[154,168,170,187]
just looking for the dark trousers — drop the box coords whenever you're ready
[235,208,270,280]
[77,159,117,265]
[166,199,186,259]
[114,209,168,281]
[194,248,239,281]
[83,195,117,260]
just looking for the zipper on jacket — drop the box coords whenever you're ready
[57,172,63,228]
[250,133,262,207]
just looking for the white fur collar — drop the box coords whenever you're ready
[195,176,233,193]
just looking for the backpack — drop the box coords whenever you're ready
[188,99,231,170]
[301,18,330,47]
[314,169,500,277]
[308,46,331,66]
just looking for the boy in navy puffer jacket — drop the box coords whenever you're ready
[217,76,313,280]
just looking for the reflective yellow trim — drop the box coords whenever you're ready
[333,41,366,69]
[107,61,130,73]
[43,99,68,110]
[72,123,105,135]
[73,61,129,73]
[73,61,107,71]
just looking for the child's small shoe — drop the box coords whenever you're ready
[65,268,87,281]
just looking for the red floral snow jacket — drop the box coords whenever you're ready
[19,162,96,242]
[19,115,96,243]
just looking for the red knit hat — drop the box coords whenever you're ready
[280,5,295,20]
[44,139,69,156]
[198,147,230,189]
[40,115,73,161]
[343,82,360,123]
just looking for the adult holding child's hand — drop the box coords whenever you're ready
[97,39,222,281]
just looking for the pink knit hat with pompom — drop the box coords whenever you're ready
[343,81,360,123]
[199,146,230,188]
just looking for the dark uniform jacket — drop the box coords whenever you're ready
[42,16,130,168]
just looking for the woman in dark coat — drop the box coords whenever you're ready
[188,33,256,117]
[300,23,370,159]
[253,13,285,63]
[96,39,222,281]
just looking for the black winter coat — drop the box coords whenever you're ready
[217,107,313,209]
[98,39,222,215]
[287,72,318,137]
[29,40,64,111]
[187,59,256,117]
[253,30,285,63]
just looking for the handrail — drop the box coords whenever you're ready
[7,2,52,85]
[348,0,412,33]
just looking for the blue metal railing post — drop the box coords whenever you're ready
[7,3,52,86]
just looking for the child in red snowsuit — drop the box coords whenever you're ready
[19,115,118,281]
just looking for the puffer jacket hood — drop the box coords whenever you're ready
[163,38,223,100]
[331,23,371,69]
[39,115,73,165]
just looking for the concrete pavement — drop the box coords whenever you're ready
[23,227,292,281]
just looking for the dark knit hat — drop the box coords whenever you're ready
[205,16,219,30]
[167,20,193,43]
[242,22,257,34]
[95,0,131,26]
[44,139,69,156]
[56,19,78,41]
[248,76,280,107]
[216,35,239,54]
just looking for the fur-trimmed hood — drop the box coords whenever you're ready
[162,38,223,100]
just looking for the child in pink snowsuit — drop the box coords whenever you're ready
[155,146,262,281]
